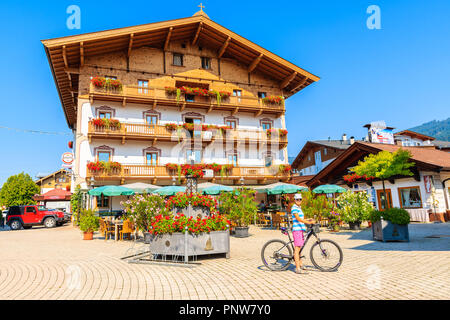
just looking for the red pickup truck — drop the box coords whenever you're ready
[6,205,70,230]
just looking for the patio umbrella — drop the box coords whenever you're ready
[198,182,234,195]
[256,182,308,194]
[312,184,346,194]
[88,185,135,196]
[88,185,135,215]
[152,186,186,196]
[120,182,160,194]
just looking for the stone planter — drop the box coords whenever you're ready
[348,221,362,230]
[144,230,230,260]
[372,219,409,242]
[234,226,249,238]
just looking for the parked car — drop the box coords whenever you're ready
[6,205,69,230]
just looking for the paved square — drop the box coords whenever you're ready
[0,223,449,299]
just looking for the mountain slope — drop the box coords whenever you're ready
[409,118,450,141]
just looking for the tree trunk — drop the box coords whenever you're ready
[381,179,388,210]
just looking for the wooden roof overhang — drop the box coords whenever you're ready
[394,130,436,141]
[307,142,442,188]
[291,141,343,168]
[42,15,319,129]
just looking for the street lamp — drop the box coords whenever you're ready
[239,176,244,186]
[172,176,176,186]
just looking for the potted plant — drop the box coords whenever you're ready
[370,208,410,242]
[329,211,341,232]
[219,188,257,238]
[336,190,374,230]
[79,209,100,240]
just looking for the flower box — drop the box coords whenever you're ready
[372,219,409,242]
[262,95,284,106]
[144,230,230,259]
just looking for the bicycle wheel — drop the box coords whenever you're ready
[261,239,293,271]
[310,239,343,272]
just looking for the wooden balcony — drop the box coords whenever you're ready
[86,164,291,184]
[88,84,285,117]
[87,122,288,148]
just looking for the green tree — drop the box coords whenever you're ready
[218,188,257,227]
[352,149,414,209]
[0,172,40,207]
[300,190,334,220]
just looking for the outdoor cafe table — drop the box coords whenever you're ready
[112,219,123,241]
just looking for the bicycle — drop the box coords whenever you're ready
[261,224,343,272]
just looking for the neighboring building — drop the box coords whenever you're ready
[42,10,319,210]
[308,142,450,222]
[33,189,72,212]
[393,130,435,147]
[432,140,450,152]
[291,134,359,176]
[35,169,71,194]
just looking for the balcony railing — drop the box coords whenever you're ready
[86,164,290,181]
[88,122,288,146]
[89,84,285,114]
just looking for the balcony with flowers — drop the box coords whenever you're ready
[86,162,292,182]
[89,80,285,115]
[88,119,288,148]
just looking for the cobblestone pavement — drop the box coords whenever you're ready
[0,223,449,300]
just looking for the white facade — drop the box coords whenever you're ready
[74,100,288,187]
[348,171,449,214]
[299,158,335,176]
[394,134,433,147]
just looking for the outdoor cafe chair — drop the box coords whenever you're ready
[102,219,115,240]
[119,220,135,241]
[271,213,283,230]
[257,213,271,227]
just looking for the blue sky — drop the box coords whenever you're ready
[0,0,449,185]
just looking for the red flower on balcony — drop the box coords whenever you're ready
[91,76,106,88]
[343,173,375,183]
[262,95,284,106]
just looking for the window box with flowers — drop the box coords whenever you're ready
[91,77,122,93]
[208,90,232,105]
[278,164,292,175]
[266,128,288,139]
[87,161,122,175]
[262,95,284,106]
[90,118,122,131]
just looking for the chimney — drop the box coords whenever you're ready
[342,134,347,141]
[350,136,355,144]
